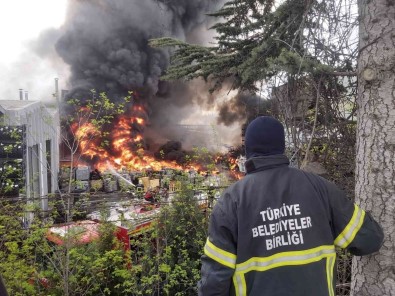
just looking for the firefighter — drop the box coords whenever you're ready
[198,116,383,296]
[144,188,155,204]
[144,186,160,204]
[207,183,215,209]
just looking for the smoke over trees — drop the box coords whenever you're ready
[53,0,256,150]
[55,0,218,103]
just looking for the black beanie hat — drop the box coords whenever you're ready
[245,116,285,159]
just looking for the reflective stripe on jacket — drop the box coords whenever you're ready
[198,155,383,296]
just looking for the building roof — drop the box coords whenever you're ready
[0,100,39,111]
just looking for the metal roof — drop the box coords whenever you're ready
[0,100,39,111]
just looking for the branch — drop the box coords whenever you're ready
[329,71,356,76]
[302,77,322,167]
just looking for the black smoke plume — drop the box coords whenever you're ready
[56,0,220,100]
[217,92,274,126]
[55,0,274,160]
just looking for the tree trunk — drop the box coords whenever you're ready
[352,0,395,295]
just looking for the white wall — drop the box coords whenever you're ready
[0,101,59,211]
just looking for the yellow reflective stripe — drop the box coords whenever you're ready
[330,255,336,295]
[346,210,365,247]
[233,245,336,296]
[334,204,366,248]
[326,254,336,296]
[232,273,245,296]
[236,245,335,273]
[204,238,236,269]
[326,256,332,296]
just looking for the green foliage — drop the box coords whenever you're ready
[60,90,131,197]
[151,0,356,92]
[157,184,208,295]
[0,180,214,296]
[128,183,209,296]
[151,0,310,90]
[0,125,24,196]
[188,147,217,172]
[62,90,131,139]
[0,200,131,295]
[0,201,49,296]
[150,38,214,82]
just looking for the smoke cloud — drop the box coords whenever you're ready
[55,0,252,153]
[217,92,273,126]
[56,0,220,98]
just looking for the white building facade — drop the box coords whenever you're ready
[0,100,59,212]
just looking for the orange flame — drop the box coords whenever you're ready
[70,102,242,178]
[71,103,197,173]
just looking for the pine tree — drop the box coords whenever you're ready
[152,0,394,295]
[150,0,353,92]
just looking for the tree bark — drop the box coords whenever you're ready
[352,0,395,295]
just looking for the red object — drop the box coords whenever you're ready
[46,220,130,251]
[144,191,154,202]
[115,226,130,251]
[129,221,153,236]
[46,220,100,246]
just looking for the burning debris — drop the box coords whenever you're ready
[154,140,186,163]
[51,0,256,182]
[58,150,241,196]
[59,92,244,196]
[54,0,220,172]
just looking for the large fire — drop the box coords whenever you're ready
[215,154,244,180]
[69,101,245,181]
[71,104,198,172]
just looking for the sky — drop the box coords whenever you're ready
[0,0,242,149]
[0,0,68,101]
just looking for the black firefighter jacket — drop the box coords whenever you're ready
[198,154,383,296]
